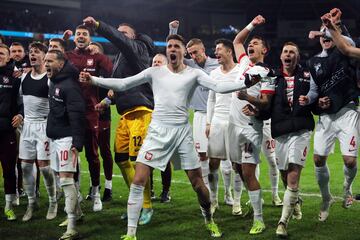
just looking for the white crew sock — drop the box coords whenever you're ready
[279,187,298,224]
[220,159,232,196]
[343,164,357,195]
[5,194,15,210]
[22,162,36,205]
[105,180,112,190]
[248,189,263,222]
[200,160,210,191]
[40,165,56,203]
[127,184,145,237]
[208,168,219,203]
[233,173,243,204]
[62,178,77,232]
[315,165,331,201]
[267,156,280,197]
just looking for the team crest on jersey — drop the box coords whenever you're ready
[195,143,200,149]
[87,59,94,66]
[145,151,153,161]
[55,88,60,96]
[2,76,9,83]
[314,63,323,76]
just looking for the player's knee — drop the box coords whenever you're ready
[21,161,33,175]
[343,156,357,168]
[199,153,208,161]
[314,155,327,167]
[60,177,75,187]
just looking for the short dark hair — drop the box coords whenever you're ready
[47,49,66,62]
[90,42,104,54]
[166,34,186,47]
[119,23,136,34]
[0,43,10,54]
[283,41,300,53]
[29,41,48,53]
[215,38,236,59]
[250,35,270,55]
[186,38,204,49]
[49,38,66,50]
[10,42,24,49]
[75,25,92,35]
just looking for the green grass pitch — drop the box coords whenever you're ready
[1,106,359,239]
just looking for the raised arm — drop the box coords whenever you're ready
[169,20,179,36]
[84,68,152,92]
[233,15,265,60]
[322,13,359,58]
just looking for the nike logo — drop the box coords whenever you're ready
[349,149,357,152]
[60,163,68,167]
[300,159,305,162]
[245,156,252,159]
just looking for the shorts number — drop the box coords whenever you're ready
[132,136,142,147]
[266,140,275,150]
[245,143,253,154]
[350,136,356,148]
[60,150,69,161]
[44,141,49,152]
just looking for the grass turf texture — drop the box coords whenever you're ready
[1,106,359,240]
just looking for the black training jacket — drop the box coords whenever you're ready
[46,61,86,151]
[270,65,315,138]
[0,63,22,132]
[97,21,154,114]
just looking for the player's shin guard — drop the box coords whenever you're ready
[279,187,298,225]
[117,160,135,189]
[200,160,210,191]
[61,178,77,232]
[248,189,263,222]
[343,164,357,195]
[21,162,36,205]
[40,166,56,203]
[208,169,219,203]
[127,184,145,236]
[315,165,331,201]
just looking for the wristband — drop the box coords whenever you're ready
[246,23,255,32]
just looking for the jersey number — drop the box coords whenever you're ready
[44,141,49,152]
[133,136,142,147]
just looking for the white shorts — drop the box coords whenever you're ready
[137,121,200,171]
[228,122,262,165]
[50,137,78,173]
[314,103,359,157]
[193,111,208,153]
[19,120,50,160]
[275,130,311,171]
[207,117,229,159]
[261,120,275,159]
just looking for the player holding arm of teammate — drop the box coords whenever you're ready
[321,12,360,58]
